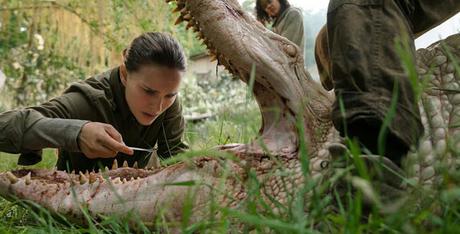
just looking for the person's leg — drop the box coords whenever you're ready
[327,0,424,165]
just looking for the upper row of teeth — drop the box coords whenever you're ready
[167,0,219,61]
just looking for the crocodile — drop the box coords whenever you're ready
[0,0,459,228]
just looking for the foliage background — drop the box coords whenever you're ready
[0,0,211,109]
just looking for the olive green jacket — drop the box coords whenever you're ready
[272,6,305,53]
[0,67,188,172]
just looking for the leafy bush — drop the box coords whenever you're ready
[181,73,255,117]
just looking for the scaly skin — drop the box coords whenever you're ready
[0,0,458,227]
[406,35,460,187]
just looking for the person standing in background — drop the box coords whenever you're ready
[255,0,305,54]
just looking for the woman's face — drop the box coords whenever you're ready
[121,65,182,126]
[264,0,281,17]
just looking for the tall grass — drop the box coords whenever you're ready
[0,102,458,233]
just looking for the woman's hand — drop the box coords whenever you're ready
[78,122,133,158]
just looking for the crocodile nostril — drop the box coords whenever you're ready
[284,44,297,57]
[320,160,329,169]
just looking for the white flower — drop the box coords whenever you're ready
[34,34,45,50]
[12,62,22,70]
[0,69,5,90]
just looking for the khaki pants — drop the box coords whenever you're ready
[327,0,460,163]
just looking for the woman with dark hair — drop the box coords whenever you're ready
[255,0,305,53]
[0,32,188,172]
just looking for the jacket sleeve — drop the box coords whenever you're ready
[0,92,90,162]
[156,98,188,159]
[278,9,304,49]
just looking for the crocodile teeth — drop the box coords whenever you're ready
[183,13,191,20]
[122,160,129,168]
[173,7,181,13]
[122,178,128,183]
[89,175,98,184]
[202,38,209,46]
[112,159,118,170]
[133,162,138,169]
[6,172,18,184]
[79,172,88,185]
[173,4,185,13]
[112,177,122,184]
[209,50,217,60]
[197,32,204,40]
[175,16,184,25]
[186,21,195,30]
[23,172,31,185]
